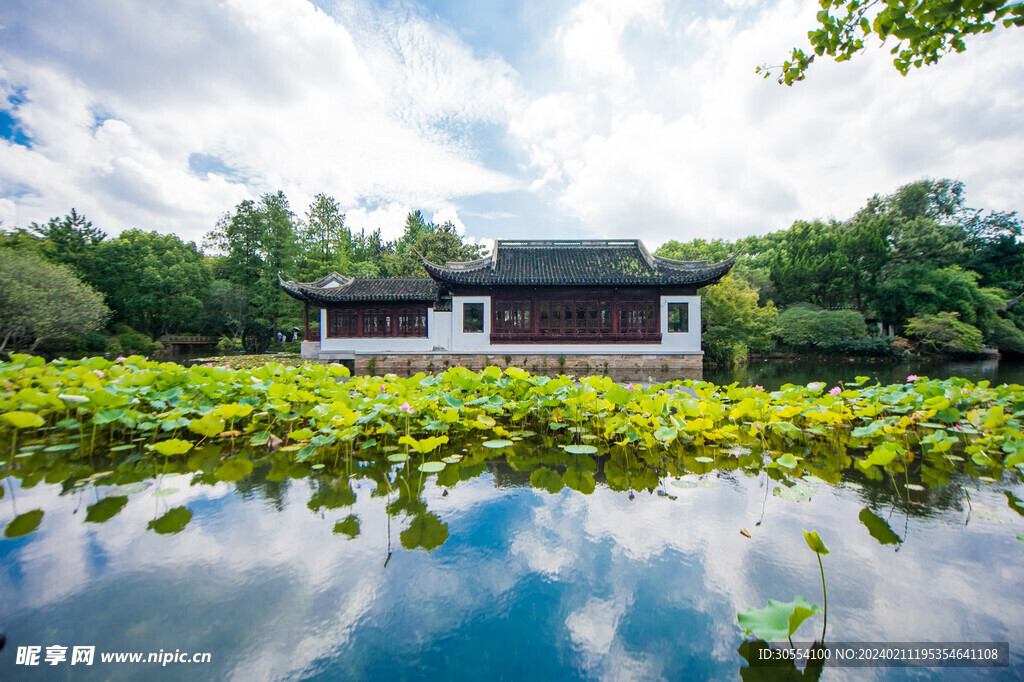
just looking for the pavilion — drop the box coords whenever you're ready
[279,239,734,375]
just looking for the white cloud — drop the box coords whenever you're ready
[509,0,1024,246]
[0,0,521,242]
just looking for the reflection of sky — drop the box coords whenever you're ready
[1,469,1023,681]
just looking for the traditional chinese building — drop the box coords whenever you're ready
[279,239,734,376]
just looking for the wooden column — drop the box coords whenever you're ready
[303,302,311,341]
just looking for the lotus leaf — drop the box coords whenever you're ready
[737,597,821,642]
[4,509,44,538]
[147,507,192,535]
[85,496,129,523]
[2,411,44,429]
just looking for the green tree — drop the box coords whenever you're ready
[0,248,110,352]
[92,230,212,338]
[774,304,869,348]
[905,311,984,353]
[297,194,351,280]
[205,191,299,329]
[700,275,778,364]
[763,0,1024,85]
[28,209,106,280]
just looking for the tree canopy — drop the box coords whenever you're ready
[0,248,110,352]
[762,0,1024,85]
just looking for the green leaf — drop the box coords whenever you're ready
[562,469,596,494]
[4,509,44,538]
[606,384,631,405]
[214,457,254,482]
[803,529,829,555]
[147,506,192,535]
[418,461,446,473]
[288,427,314,441]
[85,496,129,524]
[482,439,514,449]
[2,411,45,429]
[400,512,448,551]
[387,453,408,463]
[530,467,565,494]
[563,444,598,455]
[737,597,821,641]
[398,434,450,454]
[771,422,802,439]
[776,453,799,469]
[333,514,360,538]
[188,413,225,438]
[858,508,902,545]
[150,438,193,456]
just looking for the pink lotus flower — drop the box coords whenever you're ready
[906,375,919,382]
[753,385,763,392]
[115,356,127,362]
[93,370,104,378]
[627,383,635,391]
[380,384,386,392]
[400,401,415,414]
[204,362,214,368]
[829,386,841,395]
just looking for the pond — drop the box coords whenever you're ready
[706,357,1024,392]
[1,357,1022,680]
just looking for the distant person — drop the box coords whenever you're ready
[276,331,285,346]
[292,327,300,342]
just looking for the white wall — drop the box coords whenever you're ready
[317,295,703,356]
[659,295,701,353]
[450,296,491,352]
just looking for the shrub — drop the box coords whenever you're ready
[774,304,868,349]
[216,336,244,353]
[987,317,1024,356]
[118,330,153,354]
[905,312,983,354]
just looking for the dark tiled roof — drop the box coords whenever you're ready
[279,273,440,304]
[420,240,734,287]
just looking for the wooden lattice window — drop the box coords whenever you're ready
[619,300,658,335]
[493,300,531,335]
[327,309,358,338]
[396,307,428,337]
[362,309,392,337]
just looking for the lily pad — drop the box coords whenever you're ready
[563,444,598,455]
[418,461,446,473]
[85,496,128,523]
[387,453,409,463]
[737,597,822,642]
[671,480,698,489]
[334,514,360,539]
[775,453,799,469]
[110,482,151,496]
[153,488,180,497]
[694,456,714,463]
[4,509,44,538]
[483,439,514,449]
[147,506,192,535]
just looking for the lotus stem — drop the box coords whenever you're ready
[818,551,827,642]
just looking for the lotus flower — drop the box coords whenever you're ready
[115,356,127,362]
[829,386,841,395]
[906,375,919,382]
[627,383,635,391]
[400,401,415,414]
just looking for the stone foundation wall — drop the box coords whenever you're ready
[353,353,702,380]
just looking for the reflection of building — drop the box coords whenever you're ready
[280,240,734,376]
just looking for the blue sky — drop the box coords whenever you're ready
[0,0,1021,249]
